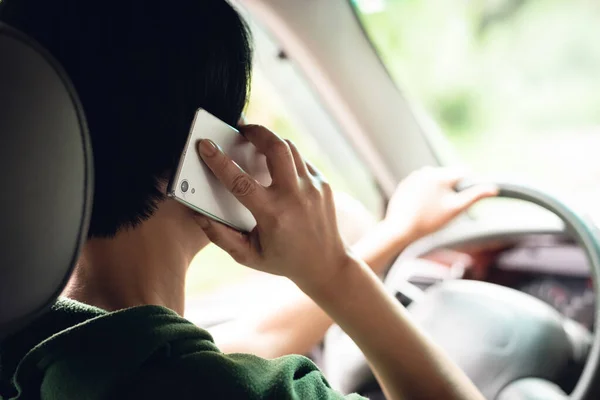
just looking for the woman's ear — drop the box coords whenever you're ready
[156,178,170,195]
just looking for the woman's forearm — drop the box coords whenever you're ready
[301,256,484,400]
[209,282,332,358]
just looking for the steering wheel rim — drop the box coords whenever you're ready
[492,183,600,400]
[323,182,600,399]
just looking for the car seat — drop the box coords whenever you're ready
[0,23,92,338]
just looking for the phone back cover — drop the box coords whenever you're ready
[169,109,271,232]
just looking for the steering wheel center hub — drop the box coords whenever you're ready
[410,280,571,399]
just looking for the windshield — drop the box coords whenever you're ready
[352,0,600,208]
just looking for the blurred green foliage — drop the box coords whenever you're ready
[353,0,600,213]
[358,0,600,139]
[354,0,600,222]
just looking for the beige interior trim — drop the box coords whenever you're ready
[238,0,442,195]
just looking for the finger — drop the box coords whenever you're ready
[241,125,297,185]
[197,139,266,211]
[452,184,499,211]
[285,139,309,177]
[304,160,334,210]
[194,214,257,266]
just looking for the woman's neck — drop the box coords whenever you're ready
[64,206,209,315]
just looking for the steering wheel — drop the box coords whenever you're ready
[322,183,600,400]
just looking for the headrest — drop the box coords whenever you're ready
[0,24,92,337]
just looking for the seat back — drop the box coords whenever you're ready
[0,24,92,338]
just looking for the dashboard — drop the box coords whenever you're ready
[492,234,595,331]
[518,277,595,330]
[410,233,596,332]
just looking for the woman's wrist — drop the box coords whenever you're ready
[377,216,421,247]
[294,252,365,300]
[349,219,419,276]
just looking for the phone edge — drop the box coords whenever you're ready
[171,196,247,233]
[167,107,205,196]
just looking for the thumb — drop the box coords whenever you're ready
[195,215,256,266]
[452,184,499,211]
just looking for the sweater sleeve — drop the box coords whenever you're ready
[111,349,366,400]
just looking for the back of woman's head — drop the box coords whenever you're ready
[0,0,253,237]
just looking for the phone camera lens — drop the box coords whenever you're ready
[180,180,189,193]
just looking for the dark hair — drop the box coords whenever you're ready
[0,0,253,237]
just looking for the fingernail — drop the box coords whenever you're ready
[198,139,218,157]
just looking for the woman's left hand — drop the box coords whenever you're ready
[383,167,498,241]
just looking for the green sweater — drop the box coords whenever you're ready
[0,298,364,400]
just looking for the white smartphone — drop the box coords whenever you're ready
[167,109,270,232]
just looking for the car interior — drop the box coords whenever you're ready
[2,1,600,399]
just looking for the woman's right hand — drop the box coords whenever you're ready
[195,125,350,291]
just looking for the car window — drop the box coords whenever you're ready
[185,16,384,300]
[352,0,600,218]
